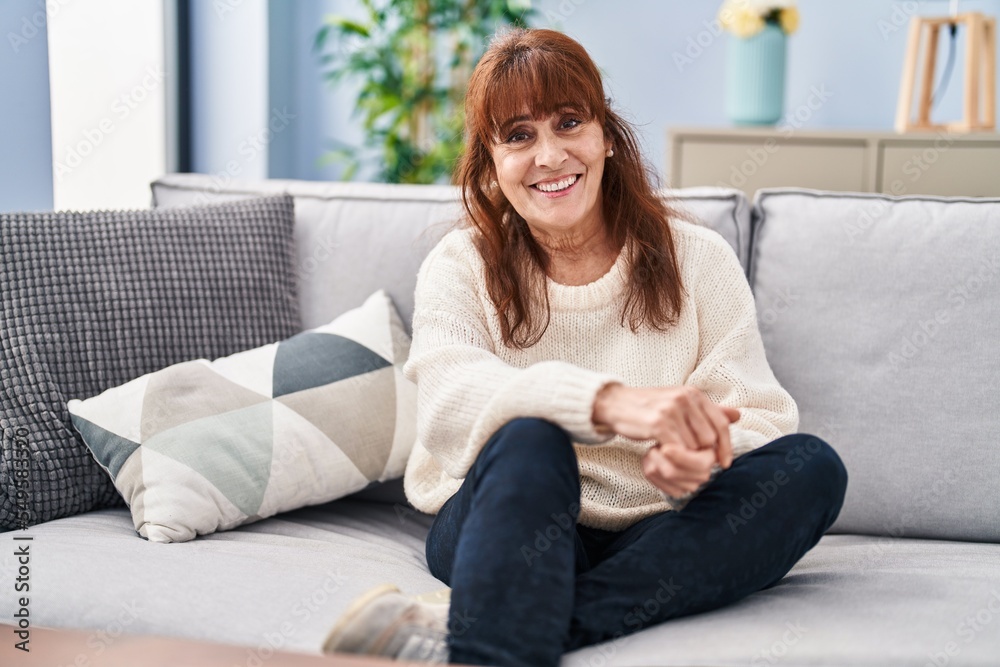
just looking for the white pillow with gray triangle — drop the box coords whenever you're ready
[67,289,416,543]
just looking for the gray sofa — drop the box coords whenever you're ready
[2,173,998,666]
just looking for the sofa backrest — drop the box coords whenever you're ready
[751,188,1000,543]
[152,175,460,332]
[151,175,751,332]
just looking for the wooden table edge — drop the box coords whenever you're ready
[0,623,467,666]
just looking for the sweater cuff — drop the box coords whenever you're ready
[543,363,622,445]
[730,426,768,458]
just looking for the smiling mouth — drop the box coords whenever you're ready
[533,174,580,193]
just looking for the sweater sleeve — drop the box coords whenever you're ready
[404,231,622,480]
[684,233,799,457]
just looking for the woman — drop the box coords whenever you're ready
[323,28,847,667]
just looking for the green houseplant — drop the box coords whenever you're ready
[315,0,534,184]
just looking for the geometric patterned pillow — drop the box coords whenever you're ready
[67,290,415,543]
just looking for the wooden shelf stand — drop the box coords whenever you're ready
[895,12,997,133]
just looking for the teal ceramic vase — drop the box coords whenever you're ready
[725,22,787,125]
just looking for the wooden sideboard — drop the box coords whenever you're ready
[668,127,1000,198]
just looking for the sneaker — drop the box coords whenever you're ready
[411,587,451,605]
[322,583,450,663]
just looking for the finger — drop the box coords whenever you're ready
[683,404,718,450]
[643,448,700,495]
[662,443,715,470]
[708,405,735,469]
[661,445,716,478]
[642,448,671,491]
[655,467,700,496]
[650,457,694,496]
[656,477,693,497]
[696,395,738,468]
[658,409,702,452]
[663,462,705,494]
[652,411,700,449]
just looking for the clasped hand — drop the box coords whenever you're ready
[591,384,739,498]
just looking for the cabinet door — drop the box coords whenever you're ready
[880,143,1000,197]
[674,138,868,196]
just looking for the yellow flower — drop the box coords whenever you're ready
[719,1,799,37]
[779,7,800,34]
[719,6,766,39]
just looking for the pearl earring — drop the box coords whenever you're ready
[606,148,614,157]
[489,180,498,188]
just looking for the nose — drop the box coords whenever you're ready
[534,129,567,169]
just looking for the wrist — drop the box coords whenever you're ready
[591,382,623,434]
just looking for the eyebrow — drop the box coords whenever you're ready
[498,115,531,135]
[498,106,585,135]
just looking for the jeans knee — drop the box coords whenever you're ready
[498,417,571,443]
[817,439,848,506]
[483,417,577,477]
[777,434,848,505]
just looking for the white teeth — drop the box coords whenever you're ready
[536,175,578,192]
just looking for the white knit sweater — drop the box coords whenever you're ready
[402,220,798,531]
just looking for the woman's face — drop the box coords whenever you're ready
[490,108,611,241]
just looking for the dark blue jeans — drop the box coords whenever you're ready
[425,418,848,667]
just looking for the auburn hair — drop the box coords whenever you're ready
[456,28,685,349]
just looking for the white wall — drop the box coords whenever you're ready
[47,0,167,210]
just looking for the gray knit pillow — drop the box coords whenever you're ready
[0,195,301,530]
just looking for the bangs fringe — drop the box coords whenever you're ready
[471,38,606,144]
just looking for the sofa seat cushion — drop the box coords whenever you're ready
[0,501,441,655]
[4,507,998,665]
[750,188,1000,543]
[567,535,1000,666]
